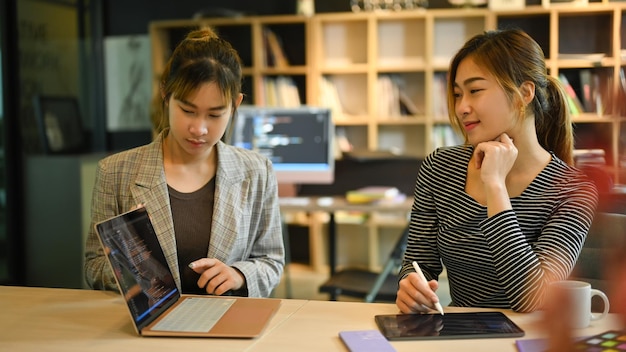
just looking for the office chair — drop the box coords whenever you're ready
[274,220,293,299]
[319,225,409,302]
[570,211,626,312]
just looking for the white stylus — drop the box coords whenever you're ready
[412,261,444,315]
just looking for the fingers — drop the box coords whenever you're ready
[130,202,145,211]
[188,258,244,295]
[188,258,217,273]
[473,132,518,181]
[498,132,513,145]
[396,275,439,314]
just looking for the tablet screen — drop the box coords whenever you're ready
[375,312,525,340]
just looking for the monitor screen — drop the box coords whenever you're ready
[230,105,334,184]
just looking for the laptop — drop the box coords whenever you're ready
[94,207,281,338]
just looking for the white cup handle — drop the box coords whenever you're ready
[590,289,610,321]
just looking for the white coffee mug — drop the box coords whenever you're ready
[550,280,610,329]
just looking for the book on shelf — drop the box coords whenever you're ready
[376,74,421,117]
[261,76,301,107]
[263,77,277,106]
[578,69,615,116]
[558,73,585,116]
[573,148,606,167]
[618,67,626,116]
[263,28,289,68]
[318,76,344,120]
[376,75,401,118]
[432,125,463,150]
[399,90,420,116]
[432,74,448,121]
[578,69,596,114]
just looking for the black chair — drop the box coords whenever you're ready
[319,226,409,302]
[570,211,626,312]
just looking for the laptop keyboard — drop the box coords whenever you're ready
[151,297,236,332]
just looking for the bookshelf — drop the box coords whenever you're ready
[149,4,626,181]
[150,4,626,274]
[150,16,310,109]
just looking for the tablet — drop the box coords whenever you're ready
[375,312,525,341]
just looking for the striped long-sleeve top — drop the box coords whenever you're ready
[399,145,599,312]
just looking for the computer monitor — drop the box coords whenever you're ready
[229,105,334,184]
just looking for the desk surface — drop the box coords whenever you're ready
[1,286,623,352]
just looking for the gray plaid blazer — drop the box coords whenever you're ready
[84,131,285,297]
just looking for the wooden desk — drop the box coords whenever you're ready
[279,196,412,275]
[0,285,306,352]
[2,286,623,352]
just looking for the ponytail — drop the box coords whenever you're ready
[534,75,574,165]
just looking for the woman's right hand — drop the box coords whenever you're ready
[396,273,441,314]
[473,132,517,185]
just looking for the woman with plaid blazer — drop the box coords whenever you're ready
[84,28,284,298]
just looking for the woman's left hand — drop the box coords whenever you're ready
[188,258,245,295]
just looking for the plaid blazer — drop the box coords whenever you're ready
[84,131,285,297]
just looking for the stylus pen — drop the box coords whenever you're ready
[412,261,444,315]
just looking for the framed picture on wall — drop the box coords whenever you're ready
[32,95,86,154]
[104,35,152,131]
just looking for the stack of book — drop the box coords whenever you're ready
[573,149,606,167]
[346,186,403,204]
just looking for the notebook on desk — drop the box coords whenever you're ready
[94,207,281,338]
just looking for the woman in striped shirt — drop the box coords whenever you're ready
[396,29,599,313]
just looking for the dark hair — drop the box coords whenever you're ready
[446,28,574,165]
[156,28,243,140]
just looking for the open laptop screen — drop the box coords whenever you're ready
[95,208,179,329]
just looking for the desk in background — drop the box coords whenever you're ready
[279,196,412,275]
[280,155,420,274]
[1,286,623,352]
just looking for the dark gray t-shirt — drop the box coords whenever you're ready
[168,177,215,294]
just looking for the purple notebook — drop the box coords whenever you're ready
[339,330,396,352]
[516,335,591,352]
[515,337,549,352]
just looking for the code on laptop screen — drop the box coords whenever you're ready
[96,208,180,328]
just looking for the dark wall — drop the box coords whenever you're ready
[105,0,351,35]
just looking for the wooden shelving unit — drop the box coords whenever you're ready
[151,4,626,183]
[150,5,626,272]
